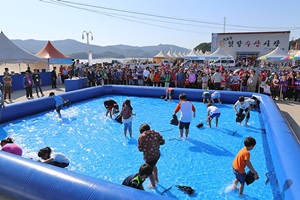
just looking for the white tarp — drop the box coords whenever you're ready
[204,47,234,60]
[257,47,288,60]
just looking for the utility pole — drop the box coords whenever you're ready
[223,17,226,33]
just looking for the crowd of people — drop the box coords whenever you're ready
[58,59,300,103]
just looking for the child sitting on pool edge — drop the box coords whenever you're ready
[38,146,70,168]
[122,163,153,190]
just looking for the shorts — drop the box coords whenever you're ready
[146,156,160,168]
[124,121,132,132]
[179,121,191,129]
[233,168,246,185]
[212,93,220,99]
[108,105,113,110]
[210,113,221,118]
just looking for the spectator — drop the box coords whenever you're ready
[51,67,57,89]
[2,73,12,101]
[23,72,33,99]
[32,69,44,98]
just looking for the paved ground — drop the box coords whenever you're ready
[6,84,300,138]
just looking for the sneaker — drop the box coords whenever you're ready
[41,94,45,97]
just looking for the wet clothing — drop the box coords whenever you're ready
[122,173,145,190]
[138,130,165,163]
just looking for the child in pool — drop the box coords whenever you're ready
[206,103,221,128]
[49,92,70,118]
[122,163,153,190]
[38,146,70,168]
[232,137,258,196]
[120,99,135,138]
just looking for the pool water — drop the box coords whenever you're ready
[1,95,281,200]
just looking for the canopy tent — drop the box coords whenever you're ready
[257,47,288,61]
[166,50,173,58]
[184,49,204,60]
[0,31,47,73]
[196,49,204,56]
[153,50,167,63]
[204,47,234,60]
[35,41,72,65]
[0,31,45,64]
[172,51,179,58]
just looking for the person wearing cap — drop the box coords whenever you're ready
[49,92,70,117]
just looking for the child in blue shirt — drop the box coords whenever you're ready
[49,92,70,117]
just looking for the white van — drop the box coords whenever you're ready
[210,57,235,68]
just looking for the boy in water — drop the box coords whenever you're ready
[104,99,119,118]
[49,92,70,117]
[202,88,211,103]
[233,96,251,126]
[122,163,153,190]
[211,91,221,104]
[174,93,196,138]
[206,103,221,128]
[164,88,174,101]
[232,137,258,196]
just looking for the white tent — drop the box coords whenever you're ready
[178,51,184,58]
[173,51,179,58]
[0,31,47,73]
[257,47,288,60]
[204,47,234,60]
[184,49,202,59]
[0,32,45,64]
[166,50,173,58]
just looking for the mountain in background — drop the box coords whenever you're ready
[12,39,191,59]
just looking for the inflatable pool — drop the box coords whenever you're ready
[0,85,299,200]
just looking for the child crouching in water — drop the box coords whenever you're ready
[122,163,153,190]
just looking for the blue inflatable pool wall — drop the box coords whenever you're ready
[0,85,299,200]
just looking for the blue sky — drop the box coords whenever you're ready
[1,0,300,49]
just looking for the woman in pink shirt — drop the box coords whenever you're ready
[1,137,23,156]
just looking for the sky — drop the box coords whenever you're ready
[1,0,300,49]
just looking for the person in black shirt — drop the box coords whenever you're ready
[51,67,57,89]
[104,99,119,118]
[32,69,44,97]
[122,164,153,190]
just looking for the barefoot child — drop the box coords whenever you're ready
[206,103,221,128]
[232,137,259,196]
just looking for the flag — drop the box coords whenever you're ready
[295,42,299,50]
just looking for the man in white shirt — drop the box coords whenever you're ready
[233,96,251,126]
[143,67,151,86]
